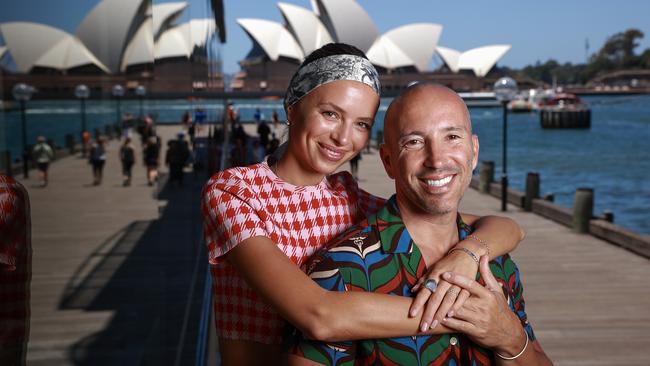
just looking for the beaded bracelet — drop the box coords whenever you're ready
[448,247,479,264]
[496,331,529,361]
[468,233,490,256]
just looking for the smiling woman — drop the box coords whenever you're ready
[201,43,525,366]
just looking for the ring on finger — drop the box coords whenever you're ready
[424,279,438,293]
[447,287,460,296]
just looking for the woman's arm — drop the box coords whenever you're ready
[409,215,524,331]
[226,235,454,342]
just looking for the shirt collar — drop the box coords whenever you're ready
[369,195,472,254]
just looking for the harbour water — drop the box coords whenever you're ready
[1,95,649,234]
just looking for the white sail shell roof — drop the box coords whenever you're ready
[436,46,461,73]
[237,18,304,61]
[437,45,511,77]
[368,23,442,72]
[76,0,147,73]
[121,17,154,71]
[186,19,216,48]
[314,0,379,52]
[152,2,187,39]
[34,35,109,72]
[0,22,70,72]
[155,26,191,60]
[278,2,332,55]
[458,45,511,77]
[367,36,413,71]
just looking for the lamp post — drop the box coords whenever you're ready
[112,84,125,133]
[75,84,90,156]
[493,77,518,211]
[135,85,146,118]
[12,83,35,178]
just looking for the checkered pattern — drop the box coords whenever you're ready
[202,162,384,344]
[0,175,31,363]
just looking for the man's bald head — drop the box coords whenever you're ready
[383,83,472,147]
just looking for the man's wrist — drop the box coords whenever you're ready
[494,325,528,359]
[454,238,488,258]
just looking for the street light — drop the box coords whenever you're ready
[112,84,125,134]
[12,83,35,178]
[75,84,90,156]
[493,77,518,211]
[135,85,146,117]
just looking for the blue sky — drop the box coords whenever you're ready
[2,0,650,74]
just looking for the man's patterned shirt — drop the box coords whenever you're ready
[288,195,535,365]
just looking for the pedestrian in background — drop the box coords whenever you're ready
[165,133,190,187]
[143,136,159,186]
[119,138,135,186]
[88,136,107,185]
[32,136,54,187]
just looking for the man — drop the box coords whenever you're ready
[165,133,190,187]
[288,84,551,365]
[32,136,54,187]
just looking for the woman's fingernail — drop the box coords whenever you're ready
[430,320,438,329]
[443,272,451,280]
[421,322,428,332]
[447,310,454,318]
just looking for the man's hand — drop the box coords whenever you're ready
[409,249,476,331]
[439,256,527,357]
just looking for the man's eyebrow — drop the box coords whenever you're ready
[398,130,425,140]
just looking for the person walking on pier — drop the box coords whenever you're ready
[119,138,135,186]
[202,43,525,365]
[32,136,54,187]
[165,133,190,187]
[88,136,107,185]
[143,136,160,186]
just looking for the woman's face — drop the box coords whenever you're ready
[287,80,379,179]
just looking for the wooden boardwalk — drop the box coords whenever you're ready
[16,126,209,366]
[15,123,650,365]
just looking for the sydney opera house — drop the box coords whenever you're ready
[231,0,523,93]
[0,0,225,99]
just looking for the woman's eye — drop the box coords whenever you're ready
[323,111,338,119]
[356,121,371,130]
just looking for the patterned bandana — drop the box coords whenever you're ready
[284,54,381,107]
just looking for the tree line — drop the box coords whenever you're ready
[502,28,650,85]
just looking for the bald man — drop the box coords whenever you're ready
[287,84,551,365]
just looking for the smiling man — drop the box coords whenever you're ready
[287,83,552,365]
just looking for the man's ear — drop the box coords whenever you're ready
[471,134,479,171]
[379,143,395,180]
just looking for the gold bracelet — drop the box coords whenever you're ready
[447,247,479,264]
[468,233,490,256]
[496,330,529,361]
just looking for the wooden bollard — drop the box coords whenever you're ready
[602,210,614,223]
[479,161,494,194]
[543,193,554,202]
[573,188,594,233]
[524,172,540,211]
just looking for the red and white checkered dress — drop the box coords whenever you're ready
[202,161,384,344]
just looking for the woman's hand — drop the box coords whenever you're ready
[409,247,479,331]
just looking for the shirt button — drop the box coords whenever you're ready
[450,336,458,346]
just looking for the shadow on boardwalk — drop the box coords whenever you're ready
[54,172,207,366]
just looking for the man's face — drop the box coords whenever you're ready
[380,86,479,216]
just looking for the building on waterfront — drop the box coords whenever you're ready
[231,0,526,93]
[0,0,226,100]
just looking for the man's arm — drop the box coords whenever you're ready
[440,256,553,365]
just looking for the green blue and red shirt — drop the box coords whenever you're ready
[288,195,535,365]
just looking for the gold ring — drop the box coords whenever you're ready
[447,288,460,296]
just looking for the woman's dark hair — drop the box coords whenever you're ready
[299,43,367,68]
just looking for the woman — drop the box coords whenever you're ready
[143,136,159,186]
[88,136,106,185]
[202,43,524,365]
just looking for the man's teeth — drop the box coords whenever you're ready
[425,176,452,187]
